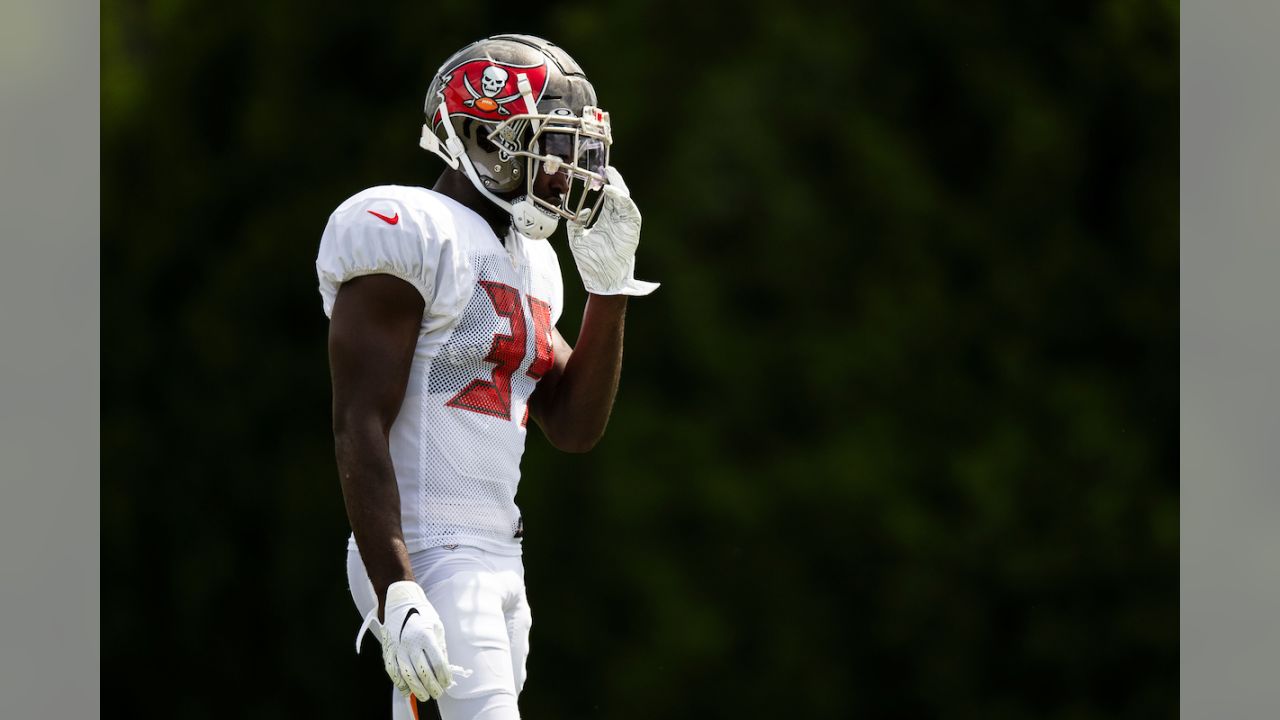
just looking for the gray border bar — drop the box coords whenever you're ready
[1183,1,1280,716]
[0,0,101,717]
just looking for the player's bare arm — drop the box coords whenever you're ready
[330,273,455,702]
[530,165,657,451]
[328,274,424,618]
[529,296,628,452]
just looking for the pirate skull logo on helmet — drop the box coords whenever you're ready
[481,66,508,96]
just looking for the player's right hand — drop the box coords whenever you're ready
[566,166,659,297]
[378,580,453,701]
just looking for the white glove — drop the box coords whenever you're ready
[567,166,660,296]
[355,580,453,702]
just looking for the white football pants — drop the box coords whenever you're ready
[347,542,532,720]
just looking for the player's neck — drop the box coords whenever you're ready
[432,170,513,242]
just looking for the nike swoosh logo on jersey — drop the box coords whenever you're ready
[368,210,400,225]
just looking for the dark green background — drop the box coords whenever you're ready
[103,1,1177,717]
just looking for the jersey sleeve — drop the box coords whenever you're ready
[315,195,438,318]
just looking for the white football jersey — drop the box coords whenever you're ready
[317,185,563,556]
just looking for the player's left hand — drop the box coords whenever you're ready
[566,167,659,296]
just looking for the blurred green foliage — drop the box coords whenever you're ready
[103,1,1177,717]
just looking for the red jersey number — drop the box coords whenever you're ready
[525,297,555,381]
[446,282,554,422]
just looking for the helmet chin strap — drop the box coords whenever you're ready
[510,197,559,239]
[426,91,561,240]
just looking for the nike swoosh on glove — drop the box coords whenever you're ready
[355,581,453,702]
[567,166,659,296]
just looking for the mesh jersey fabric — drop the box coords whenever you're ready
[318,185,564,555]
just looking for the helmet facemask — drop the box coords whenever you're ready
[490,107,612,229]
[484,106,612,238]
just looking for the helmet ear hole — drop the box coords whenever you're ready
[460,119,500,155]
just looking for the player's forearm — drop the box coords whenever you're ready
[333,420,414,618]
[544,293,628,451]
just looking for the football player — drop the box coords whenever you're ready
[317,34,657,720]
